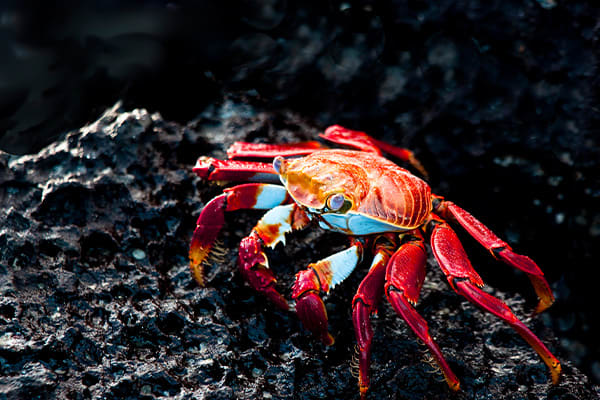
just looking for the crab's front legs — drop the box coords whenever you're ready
[239,203,311,310]
[189,183,292,287]
[292,238,365,346]
[433,196,554,313]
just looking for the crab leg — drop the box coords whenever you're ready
[384,232,460,393]
[320,125,428,178]
[434,197,554,314]
[193,157,280,183]
[226,141,325,159]
[351,235,396,398]
[293,238,364,345]
[238,203,311,310]
[189,183,292,287]
[429,217,561,385]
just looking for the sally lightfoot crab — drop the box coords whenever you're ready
[188,125,561,398]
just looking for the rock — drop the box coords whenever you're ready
[1,5,598,384]
[1,98,598,399]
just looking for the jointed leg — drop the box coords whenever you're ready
[351,234,396,398]
[385,231,460,392]
[217,125,428,178]
[226,141,325,159]
[320,125,428,178]
[189,183,292,287]
[293,238,364,345]
[433,196,554,313]
[193,157,280,183]
[428,216,561,384]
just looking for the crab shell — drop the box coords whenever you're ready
[276,149,432,235]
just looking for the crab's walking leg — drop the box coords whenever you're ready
[384,232,460,393]
[226,141,325,159]
[429,217,561,384]
[351,235,395,398]
[434,197,554,314]
[293,238,364,346]
[239,203,311,310]
[320,125,428,178]
[193,157,280,183]
[189,183,291,287]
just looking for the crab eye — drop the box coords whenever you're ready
[273,156,284,174]
[327,193,346,211]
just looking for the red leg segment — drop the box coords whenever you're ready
[189,184,291,287]
[351,235,395,399]
[226,141,325,159]
[320,125,428,178]
[385,232,460,392]
[435,198,554,313]
[189,193,227,287]
[429,218,561,384]
[238,203,311,310]
[293,239,364,346]
[193,157,280,183]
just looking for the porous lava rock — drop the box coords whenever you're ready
[1,99,598,399]
[2,0,599,385]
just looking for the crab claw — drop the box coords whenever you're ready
[293,269,334,346]
[190,183,292,288]
[239,233,289,310]
[189,194,227,286]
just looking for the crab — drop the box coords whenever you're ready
[188,125,561,398]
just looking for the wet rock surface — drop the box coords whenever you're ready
[1,100,599,399]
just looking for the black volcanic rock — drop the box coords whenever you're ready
[1,100,598,399]
[2,4,599,382]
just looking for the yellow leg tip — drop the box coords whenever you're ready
[534,297,555,314]
[550,362,562,385]
[448,380,460,392]
[323,333,335,346]
[190,262,205,287]
[359,385,368,400]
[189,244,212,287]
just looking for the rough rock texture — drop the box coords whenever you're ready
[1,1,599,383]
[1,100,598,399]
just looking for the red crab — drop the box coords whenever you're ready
[189,125,561,398]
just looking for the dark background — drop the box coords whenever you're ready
[1,0,598,385]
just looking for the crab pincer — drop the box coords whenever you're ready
[189,182,291,288]
[238,231,289,310]
[294,239,364,346]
